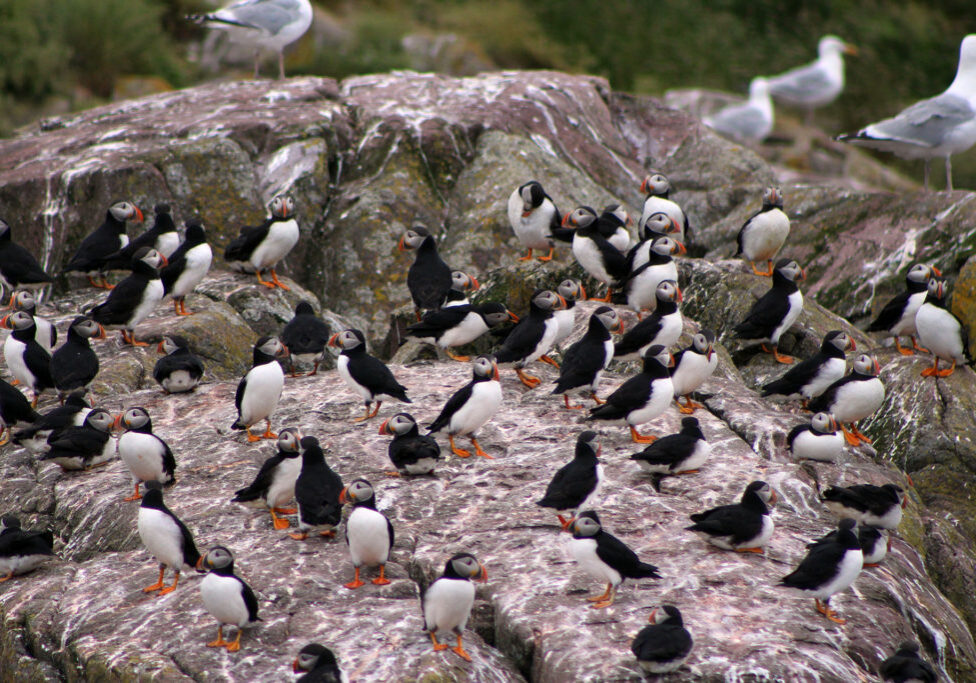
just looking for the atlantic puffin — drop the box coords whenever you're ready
[553,279,586,350]
[640,172,690,245]
[670,330,717,414]
[12,392,90,454]
[915,278,971,377]
[735,187,790,277]
[379,413,442,476]
[630,417,710,485]
[550,205,632,252]
[561,208,629,302]
[761,330,855,404]
[779,518,863,624]
[587,345,675,443]
[63,200,143,288]
[427,356,502,458]
[161,220,212,316]
[0,218,53,300]
[613,280,682,362]
[40,407,116,470]
[867,263,939,355]
[733,258,805,364]
[340,479,395,589]
[423,552,488,662]
[153,335,205,394]
[50,317,105,398]
[0,379,38,446]
[330,328,410,421]
[788,413,844,463]
[443,271,481,307]
[596,204,635,252]
[552,306,621,409]
[0,516,55,582]
[1,310,54,406]
[493,289,566,388]
[232,427,302,530]
[879,642,938,683]
[231,336,288,442]
[103,203,181,269]
[619,235,685,316]
[117,407,176,501]
[821,483,906,531]
[137,480,201,596]
[508,180,561,262]
[686,480,776,553]
[290,436,344,541]
[398,225,453,318]
[631,214,683,267]
[407,302,515,362]
[199,546,261,652]
[9,291,56,353]
[811,523,888,569]
[807,354,884,446]
[536,431,603,529]
[280,301,331,375]
[568,511,660,609]
[293,643,343,682]
[223,193,299,289]
[631,605,694,675]
[89,247,166,346]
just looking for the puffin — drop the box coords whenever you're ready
[915,278,971,377]
[821,483,906,532]
[552,306,622,409]
[153,335,205,394]
[89,247,167,346]
[553,279,586,350]
[536,431,603,530]
[0,379,38,446]
[398,225,453,318]
[733,258,805,364]
[12,392,90,454]
[406,302,515,362]
[290,436,344,541]
[160,220,213,316]
[1,311,54,406]
[422,552,488,662]
[199,546,261,652]
[761,330,855,404]
[427,355,502,459]
[50,316,105,399]
[879,642,938,683]
[63,200,143,288]
[330,328,410,421]
[639,172,690,245]
[443,271,481,307]
[631,605,694,675]
[0,218,53,300]
[40,407,116,470]
[587,345,675,443]
[867,263,939,355]
[630,213,682,270]
[788,413,845,463]
[619,235,685,316]
[811,523,888,569]
[117,406,176,501]
[561,208,629,302]
[232,427,302,530]
[613,280,683,362]
[630,416,710,486]
[379,413,442,476]
[686,480,776,553]
[137,480,202,596]
[508,180,561,262]
[493,289,566,388]
[0,516,55,582]
[293,643,343,682]
[103,203,181,269]
[735,187,790,277]
[280,301,331,375]
[340,479,395,589]
[807,354,884,446]
[10,291,57,353]
[231,336,288,442]
[568,511,660,609]
[670,330,717,414]
[596,204,635,252]
[223,193,299,289]
[779,518,863,624]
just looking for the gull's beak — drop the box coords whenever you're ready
[844,44,859,56]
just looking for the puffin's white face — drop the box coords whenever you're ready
[853,354,881,377]
[594,306,622,332]
[109,201,143,223]
[204,546,234,570]
[384,413,416,436]
[827,331,854,353]
[810,412,838,435]
[449,553,487,581]
[472,355,499,380]
[557,279,584,302]
[643,344,675,368]
[762,186,783,207]
[85,409,115,433]
[907,264,936,284]
[650,236,682,258]
[751,481,776,504]
[344,479,374,504]
[451,271,479,292]
[331,329,363,351]
[927,278,946,300]
[122,407,150,430]
[655,279,682,304]
[159,336,181,355]
[294,650,319,672]
[277,428,303,453]
[269,194,295,219]
[138,248,165,270]
[3,310,35,332]
[532,290,567,311]
[644,214,679,238]
[12,291,35,311]
[400,226,431,250]
[71,318,104,340]
[648,606,672,625]
[563,207,596,228]
[258,336,287,357]
[776,260,805,282]
[641,172,671,196]
[482,305,513,327]
[692,332,714,355]
[572,515,601,537]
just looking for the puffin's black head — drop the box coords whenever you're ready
[640,171,671,197]
[576,430,600,458]
[158,335,191,355]
[201,545,235,573]
[472,355,500,381]
[277,428,303,454]
[655,279,682,305]
[299,435,322,453]
[479,303,515,327]
[679,417,701,432]
[339,478,376,507]
[444,552,488,582]
[11,291,36,313]
[761,186,783,209]
[519,180,546,212]
[530,289,568,312]
[1,515,21,531]
[108,201,144,224]
[451,270,480,292]
[83,408,115,433]
[852,353,881,377]
[648,604,683,626]
[141,480,166,508]
[183,221,207,243]
[293,643,340,675]
[593,306,623,333]
[773,259,805,283]
[641,345,675,371]
[294,300,316,317]
[68,316,106,341]
[809,412,839,435]
[823,330,855,353]
[744,480,777,506]
[837,518,857,533]
[131,246,167,271]
[881,483,907,507]
[254,335,288,361]
[118,407,152,433]
[557,279,586,303]
[571,510,601,538]
[600,203,631,227]
[893,641,921,656]
[379,412,417,437]
[1,310,36,333]
[691,330,715,358]
[269,194,296,219]
[154,203,171,216]
[561,206,597,229]
[64,392,92,409]
[648,234,685,256]
[328,328,366,352]
[398,225,432,251]
[907,263,939,284]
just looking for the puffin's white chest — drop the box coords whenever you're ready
[156,232,181,259]
[790,429,844,463]
[250,219,299,271]
[569,537,622,587]
[809,548,863,600]
[239,361,284,426]
[627,261,678,312]
[119,431,171,483]
[337,354,373,402]
[128,278,164,328]
[524,318,560,364]
[346,507,391,566]
[803,356,848,399]
[169,244,213,298]
[573,235,612,284]
[137,507,185,569]
[670,351,717,397]
[265,456,301,509]
[423,577,476,634]
[553,307,576,346]
[739,209,790,262]
[771,290,804,343]
[448,380,502,436]
[891,290,927,336]
[200,573,253,626]
[628,376,674,426]
[916,303,966,362]
[829,378,885,423]
[508,191,556,250]
[3,336,33,387]
[438,312,489,349]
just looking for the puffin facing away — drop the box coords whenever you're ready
[199,546,261,652]
[280,301,331,375]
[340,479,395,589]
[686,480,776,553]
[536,431,603,529]
[867,263,939,355]
[631,605,694,675]
[153,335,205,394]
[0,515,55,582]
[293,643,343,682]
[223,194,299,289]
[137,481,201,596]
[89,247,166,346]
[423,552,488,662]
[735,186,790,276]
[807,354,884,446]
[51,316,105,399]
[379,413,442,476]
[0,218,53,299]
[103,203,180,269]
[915,278,971,377]
[733,258,805,364]
[232,427,302,530]
[63,200,143,289]
[231,336,288,442]
[290,436,344,541]
[0,378,39,446]
[399,225,453,318]
[330,328,410,421]
[587,345,675,443]
[879,641,938,683]
[428,356,502,458]
[761,329,855,404]
[508,180,561,262]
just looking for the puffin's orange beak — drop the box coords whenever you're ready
[157,341,165,353]
[640,177,650,194]
[292,659,302,674]
[95,324,107,339]
[339,486,349,504]
[467,276,480,291]
[668,353,676,368]
[521,209,532,218]
[554,295,568,310]
[328,333,340,348]
[769,490,779,505]
[829,417,839,432]
[874,358,882,375]
[0,315,9,329]
[932,266,942,277]
[492,362,500,381]
[378,420,389,435]
[478,563,488,582]
[615,318,625,333]
[507,311,520,323]
[668,219,680,234]
[675,241,687,255]
[578,284,587,300]
[561,213,572,227]
[706,344,714,361]
[648,608,658,623]
[112,414,123,432]
[159,254,169,268]
[397,235,407,252]
[675,286,683,303]
[134,207,145,222]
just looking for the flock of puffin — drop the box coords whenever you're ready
[0,160,963,680]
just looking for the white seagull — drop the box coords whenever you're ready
[838,34,976,191]
[766,35,857,124]
[188,0,314,79]
[703,77,774,143]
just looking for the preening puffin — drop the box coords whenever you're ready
[867,263,939,355]
[232,427,302,530]
[153,335,205,394]
[561,207,629,302]
[407,302,515,362]
[536,431,603,529]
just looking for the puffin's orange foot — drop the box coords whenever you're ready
[372,577,391,585]
[207,638,229,648]
[536,248,555,262]
[452,645,473,662]
[840,426,861,447]
[288,532,308,540]
[517,249,534,261]
[273,517,290,530]
[563,394,583,410]
[734,546,764,554]
[344,579,365,589]
[446,351,470,362]
[630,425,656,444]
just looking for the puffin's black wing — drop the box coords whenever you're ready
[427,382,473,433]
[0,380,39,425]
[593,237,630,281]
[631,623,693,665]
[390,435,441,469]
[631,434,695,469]
[493,317,546,364]
[89,274,150,326]
[238,577,261,622]
[224,221,271,263]
[536,460,597,510]
[0,244,52,285]
[588,374,648,421]
[281,316,331,355]
[233,376,248,423]
[866,291,911,332]
[23,343,54,390]
[51,345,99,392]
[169,510,201,566]
[42,426,108,460]
[64,222,121,272]
[786,424,811,448]
[779,538,846,590]
[844,485,899,516]
[820,485,870,514]
[761,352,827,396]
[686,503,761,544]
[879,652,938,683]
[385,515,395,551]
[406,306,471,340]
[807,375,857,413]
[296,466,343,526]
[553,337,606,393]
[595,531,660,579]
[733,288,789,339]
[614,315,663,358]
[232,454,285,502]
[347,355,410,403]
[153,351,205,385]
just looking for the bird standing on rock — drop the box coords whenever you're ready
[232,427,302,529]
[161,220,213,316]
[89,247,167,346]
[639,172,690,245]
[866,263,940,355]
[915,278,970,377]
[399,224,453,319]
[536,431,603,530]
[103,203,180,269]
[552,306,621,409]
[493,289,566,388]
[137,481,201,596]
[280,301,331,375]
[117,407,176,502]
[735,186,790,277]
[379,413,441,476]
[670,330,717,414]
[703,77,774,143]
[0,219,53,302]
[9,291,56,353]
[552,279,586,350]
[231,336,288,441]
[199,546,261,652]
[613,280,683,362]
[619,234,684,317]
[587,345,674,444]
[290,436,344,540]
[50,317,105,399]
[508,180,561,262]
[406,302,515,362]
[733,258,805,364]
[561,208,629,302]
[223,194,299,289]
[761,329,855,404]
[63,200,143,289]
[630,416,710,482]
[807,354,884,446]
[423,552,488,662]
[821,483,906,534]
[331,328,411,421]
[340,479,394,589]
[766,35,858,125]
[428,355,502,458]
[1,311,54,406]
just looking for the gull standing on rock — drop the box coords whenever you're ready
[703,77,774,143]
[766,35,857,125]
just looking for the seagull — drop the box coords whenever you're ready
[766,35,857,124]
[703,77,774,143]
[838,34,976,190]
[188,0,314,79]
